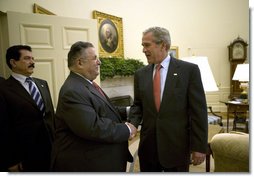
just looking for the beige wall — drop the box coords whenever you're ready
[0,0,249,111]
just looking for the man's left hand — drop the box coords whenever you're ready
[191,151,206,166]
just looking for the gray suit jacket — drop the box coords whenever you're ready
[51,72,133,172]
[129,57,208,168]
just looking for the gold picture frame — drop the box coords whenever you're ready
[169,46,179,58]
[33,3,55,15]
[93,10,124,58]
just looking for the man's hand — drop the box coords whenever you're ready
[8,162,23,172]
[191,151,206,166]
[125,122,137,140]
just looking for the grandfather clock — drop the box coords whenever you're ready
[228,36,248,99]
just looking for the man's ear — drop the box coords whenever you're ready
[10,59,16,68]
[161,42,167,50]
[77,58,83,66]
[76,58,86,68]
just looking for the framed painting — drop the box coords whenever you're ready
[169,46,179,58]
[33,3,55,15]
[93,10,124,58]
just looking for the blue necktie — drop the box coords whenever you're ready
[26,77,45,112]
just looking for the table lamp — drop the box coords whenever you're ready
[232,63,249,102]
[181,56,221,125]
[181,56,218,92]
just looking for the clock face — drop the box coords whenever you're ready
[232,42,244,59]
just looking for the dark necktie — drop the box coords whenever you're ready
[26,77,45,112]
[153,64,161,112]
[93,81,105,97]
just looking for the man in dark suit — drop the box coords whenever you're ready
[129,27,208,172]
[51,41,137,172]
[0,45,55,172]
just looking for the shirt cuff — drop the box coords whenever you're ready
[125,122,132,135]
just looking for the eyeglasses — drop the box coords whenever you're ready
[79,57,101,63]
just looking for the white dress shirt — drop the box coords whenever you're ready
[153,55,171,101]
[12,72,31,94]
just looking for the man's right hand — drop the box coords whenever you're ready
[126,122,137,140]
[8,162,23,172]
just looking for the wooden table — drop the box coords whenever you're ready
[206,124,224,172]
[220,101,249,132]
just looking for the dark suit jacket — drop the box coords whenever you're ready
[51,72,133,172]
[0,76,55,171]
[129,57,208,168]
[0,76,5,83]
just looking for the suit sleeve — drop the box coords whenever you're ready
[188,65,208,153]
[0,89,9,170]
[0,88,20,170]
[129,71,143,128]
[36,79,55,141]
[56,89,130,143]
[114,106,128,121]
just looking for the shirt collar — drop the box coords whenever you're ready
[73,71,93,84]
[11,72,30,84]
[161,55,171,70]
[154,55,171,70]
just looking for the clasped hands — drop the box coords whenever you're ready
[125,122,137,140]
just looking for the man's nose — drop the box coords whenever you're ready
[97,58,101,65]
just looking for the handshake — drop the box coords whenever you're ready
[125,122,137,140]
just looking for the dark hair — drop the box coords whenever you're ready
[68,41,94,67]
[6,45,32,69]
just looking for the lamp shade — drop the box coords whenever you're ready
[181,56,218,92]
[232,64,249,82]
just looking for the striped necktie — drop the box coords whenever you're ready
[26,77,45,112]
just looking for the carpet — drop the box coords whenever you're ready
[221,117,247,133]
[127,116,246,172]
[127,137,213,172]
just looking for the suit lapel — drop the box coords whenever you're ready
[33,78,49,112]
[87,83,122,120]
[160,58,180,110]
[145,65,157,111]
[8,76,39,109]
[70,72,122,121]
[147,61,179,113]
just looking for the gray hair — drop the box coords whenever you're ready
[68,41,94,67]
[143,27,171,51]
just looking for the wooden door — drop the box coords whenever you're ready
[0,11,99,107]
